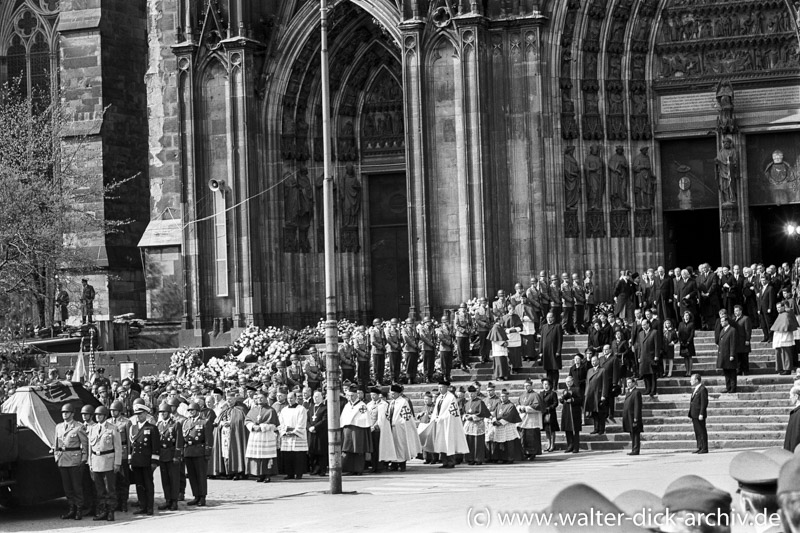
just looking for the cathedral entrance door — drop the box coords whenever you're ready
[369,173,410,320]
[663,209,721,269]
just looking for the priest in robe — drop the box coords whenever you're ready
[307,389,328,476]
[428,380,469,468]
[515,297,538,362]
[416,391,437,464]
[211,389,249,479]
[278,391,308,480]
[516,379,543,460]
[462,385,490,465]
[388,384,421,471]
[367,387,397,473]
[340,385,374,475]
[560,375,583,453]
[483,383,501,462]
[490,389,523,463]
[244,390,279,482]
[488,319,511,381]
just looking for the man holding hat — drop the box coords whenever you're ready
[156,401,183,511]
[183,402,212,506]
[429,380,469,468]
[54,402,89,520]
[129,402,160,515]
[340,385,374,475]
[87,405,122,521]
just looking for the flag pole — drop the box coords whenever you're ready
[320,0,342,495]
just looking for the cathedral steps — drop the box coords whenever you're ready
[401,328,793,451]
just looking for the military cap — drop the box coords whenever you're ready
[549,274,558,281]
[390,384,403,393]
[486,382,495,389]
[779,456,800,494]
[61,403,75,413]
[94,406,109,417]
[167,397,181,408]
[372,318,381,325]
[158,402,171,413]
[187,402,200,412]
[133,403,151,414]
[459,302,467,309]
[133,398,145,406]
[538,270,546,277]
[551,484,651,533]
[109,400,124,412]
[730,449,792,494]
[278,386,289,395]
[81,404,95,415]
[662,475,731,514]
[212,387,223,395]
[613,490,664,530]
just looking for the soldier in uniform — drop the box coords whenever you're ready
[369,318,387,386]
[157,401,183,511]
[417,317,437,381]
[88,405,121,521]
[437,315,455,382]
[454,303,473,371]
[166,396,188,500]
[401,318,419,384]
[338,332,356,384]
[385,318,402,383]
[352,325,370,391]
[54,403,89,520]
[129,403,160,515]
[183,401,213,507]
[109,400,131,512]
[79,404,97,516]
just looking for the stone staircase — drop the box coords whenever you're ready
[401,329,794,451]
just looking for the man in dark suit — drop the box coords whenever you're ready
[689,373,709,454]
[539,312,563,390]
[129,403,160,515]
[584,355,609,435]
[653,266,673,322]
[757,274,777,343]
[635,318,660,398]
[613,271,634,325]
[622,377,643,456]
[733,305,752,376]
[716,315,738,393]
[741,266,758,323]
[560,375,583,453]
[697,263,718,330]
[674,269,698,320]
[600,345,622,423]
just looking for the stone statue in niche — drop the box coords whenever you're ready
[715,81,735,134]
[563,146,581,210]
[340,162,362,228]
[633,146,655,210]
[585,144,605,211]
[715,137,738,206]
[284,170,299,226]
[296,165,314,249]
[764,150,796,185]
[608,145,631,210]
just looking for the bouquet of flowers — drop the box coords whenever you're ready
[169,347,204,376]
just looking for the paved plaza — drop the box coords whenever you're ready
[0,448,768,533]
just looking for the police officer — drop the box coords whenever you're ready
[54,403,88,520]
[79,404,97,516]
[130,403,160,515]
[157,401,183,511]
[88,405,122,521]
[183,402,213,507]
[109,400,131,512]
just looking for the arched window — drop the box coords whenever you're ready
[4,6,54,108]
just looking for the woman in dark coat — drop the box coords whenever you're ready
[559,376,583,453]
[678,311,696,377]
[587,320,603,352]
[784,386,800,453]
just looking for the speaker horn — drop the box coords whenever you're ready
[208,179,225,192]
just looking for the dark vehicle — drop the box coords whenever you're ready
[0,382,99,507]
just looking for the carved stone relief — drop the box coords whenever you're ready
[560,0,581,140]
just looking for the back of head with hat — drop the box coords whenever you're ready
[778,456,800,531]
[550,484,651,533]
[662,475,732,517]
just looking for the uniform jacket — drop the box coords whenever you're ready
[454,312,472,338]
[110,415,132,459]
[183,416,214,458]
[689,384,708,419]
[54,419,88,467]
[88,420,122,472]
[339,343,355,368]
[157,417,184,462]
[572,280,586,306]
[437,323,454,352]
[417,323,436,351]
[385,325,401,351]
[401,325,418,352]
[129,420,160,467]
[525,285,543,315]
[548,283,562,308]
[561,281,574,308]
[370,326,387,354]
[352,332,370,361]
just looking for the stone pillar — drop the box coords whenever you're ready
[59,0,149,320]
[400,20,430,318]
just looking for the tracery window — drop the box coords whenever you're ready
[3,3,58,109]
